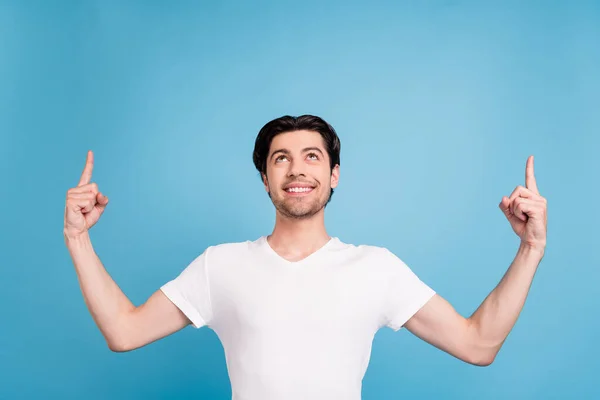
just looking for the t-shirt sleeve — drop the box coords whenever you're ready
[381,249,436,331]
[160,248,213,329]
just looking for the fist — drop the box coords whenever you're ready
[64,150,109,239]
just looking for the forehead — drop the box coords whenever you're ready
[269,130,325,153]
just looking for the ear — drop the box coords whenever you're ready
[330,164,340,189]
[262,172,269,193]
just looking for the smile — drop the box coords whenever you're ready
[285,187,314,195]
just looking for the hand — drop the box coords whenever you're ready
[64,150,109,239]
[499,155,547,251]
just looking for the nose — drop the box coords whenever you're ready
[288,157,306,176]
[287,158,307,178]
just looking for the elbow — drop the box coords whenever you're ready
[466,319,500,366]
[107,340,130,353]
[471,354,495,367]
[106,311,136,352]
[468,348,498,367]
[106,329,134,352]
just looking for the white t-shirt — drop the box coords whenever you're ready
[160,236,435,400]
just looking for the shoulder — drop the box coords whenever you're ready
[334,238,402,266]
[337,237,393,254]
[203,237,259,261]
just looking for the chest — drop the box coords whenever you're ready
[210,260,386,334]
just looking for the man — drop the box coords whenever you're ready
[64,115,547,400]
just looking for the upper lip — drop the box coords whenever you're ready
[284,182,316,190]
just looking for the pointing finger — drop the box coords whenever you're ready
[78,150,94,187]
[525,155,539,195]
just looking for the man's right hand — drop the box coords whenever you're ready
[64,150,109,239]
[62,151,192,351]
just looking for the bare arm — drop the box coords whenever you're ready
[404,244,544,366]
[66,232,191,352]
[404,156,547,366]
[64,150,191,352]
[468,243,544,361]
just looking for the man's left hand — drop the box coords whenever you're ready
[499,155,548,251]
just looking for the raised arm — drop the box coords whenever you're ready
[403,155,547,366]
[64,151,192,352]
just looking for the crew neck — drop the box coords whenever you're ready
[260,236,338,265]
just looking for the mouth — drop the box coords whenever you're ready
[283,185,315,196]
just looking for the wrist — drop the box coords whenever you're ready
[518,241,545,258]
[64,230,92,249]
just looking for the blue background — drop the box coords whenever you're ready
[1,1,598,399]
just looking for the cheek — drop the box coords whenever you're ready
[265,169,284,188]
[318,168,332,185]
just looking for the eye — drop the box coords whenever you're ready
[307,152,319,160]
[275,155,288,162]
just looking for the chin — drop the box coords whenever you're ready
[279,201,326,219]
[270,187,330,218]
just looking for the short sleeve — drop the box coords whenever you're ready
[160,248,213,329]
[382,249,436,331]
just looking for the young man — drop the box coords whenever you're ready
[64,115,547,400]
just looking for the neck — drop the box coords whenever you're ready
[268,209,330,252]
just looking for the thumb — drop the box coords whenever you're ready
[96,192,109,207]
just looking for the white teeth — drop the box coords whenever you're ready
[286,187,312,193]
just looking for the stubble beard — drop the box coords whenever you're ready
[270,186,330,220]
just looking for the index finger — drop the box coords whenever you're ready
[525,155,539,194]
[78,150,94,187]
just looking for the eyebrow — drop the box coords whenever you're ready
[269,147,324,161]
